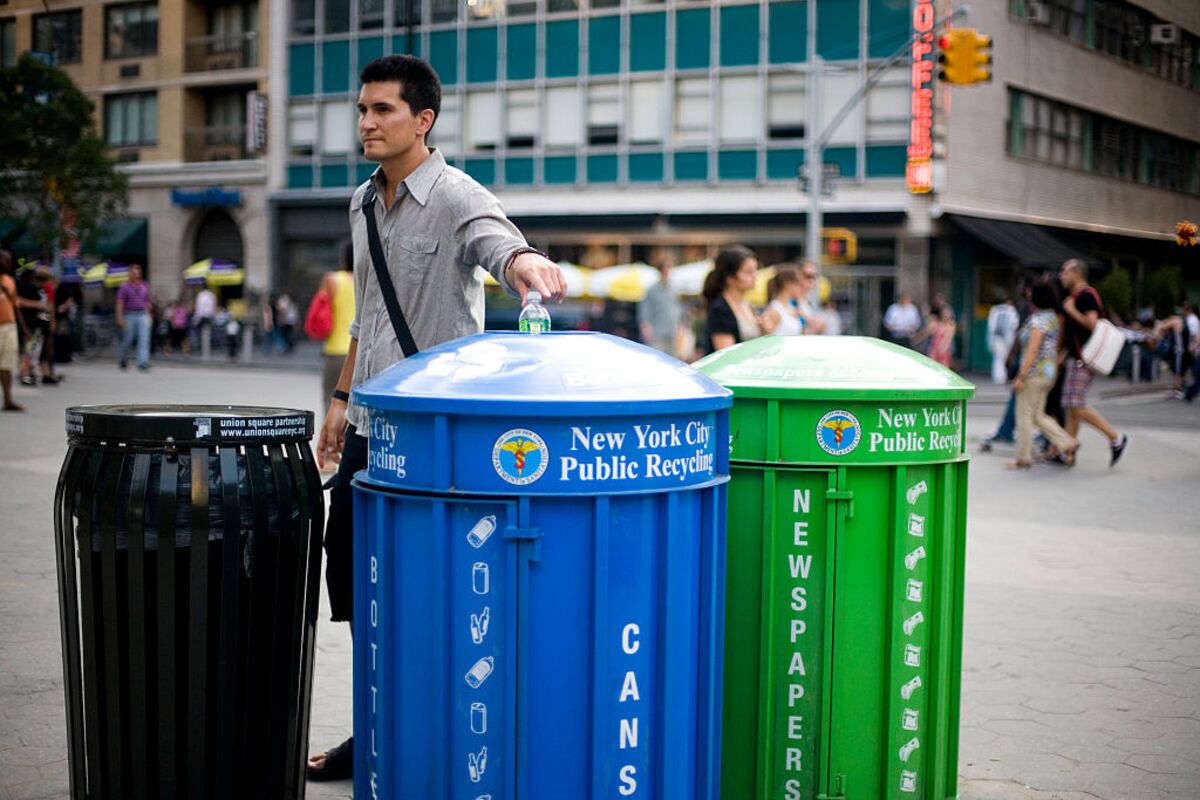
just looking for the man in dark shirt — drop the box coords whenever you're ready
[1060,259,1127,466]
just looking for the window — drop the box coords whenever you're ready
[587,83,620,146]
[1,18,15,68]
[768,73,806,140]
[288,103,316,156]
[628,80,665,144]
[865,69,908,141]
[430,94,461,155]
[674,77,710,146]
[544,86,583,148]
[506,89,537,149]
[719,75,761,143]
[320,101,355,154]
[106,92,158,147]
[293,0,315,34]
[466,91,500,150]
[326,0,350,33]
[393,0,422,26]
[106,3,158,58]
[34,10,83,65]
[431,0,457,23]
[1012,0,1199,93]
[359,0,384,30]
[1007,88,1200,194]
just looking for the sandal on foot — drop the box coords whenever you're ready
[1004,460,1033,470]
[306,736,353,781]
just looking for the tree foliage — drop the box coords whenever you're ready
[1095,266,1132,323]
[0,55,128,260]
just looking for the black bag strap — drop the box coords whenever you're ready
[361,186,419,358]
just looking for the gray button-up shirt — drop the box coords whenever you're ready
[346,150,526,429]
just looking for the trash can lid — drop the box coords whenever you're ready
[352,331,732,416]
[66,405,314,446]
[695,336,975,401]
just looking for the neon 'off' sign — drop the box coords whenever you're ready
[907,0,935,194]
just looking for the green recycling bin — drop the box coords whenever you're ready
[697,337,974,800]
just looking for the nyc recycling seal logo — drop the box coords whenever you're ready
[816,410,861,456]
[492,428,549,485]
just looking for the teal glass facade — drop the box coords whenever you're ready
[285,0,912,191]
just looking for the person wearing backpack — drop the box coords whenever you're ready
[1059,259,1128,467]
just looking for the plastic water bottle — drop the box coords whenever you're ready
[519,291,551,334]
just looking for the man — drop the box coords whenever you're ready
[0,251,24,410]
[307,54,564,781]
[193,284,217,356]
[986,291,1019,385]
[1184,300,1200,403]
[16,266,58,385]
[795,260,827,334]
[1059,259,1127,466]
[883,292,922,348]
[115,264,152,371]
[638,247,683,356]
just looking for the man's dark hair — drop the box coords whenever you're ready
[360,55,441,131]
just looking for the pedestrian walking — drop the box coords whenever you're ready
[114,264,152,371]
[987,291,1020,384]
[702,245,762,353]
[637,248,684,356]
[1007,280,1078,470]
[1183,301,1200,403]
[0,251,24,411]
[920,303,957,368]
[275,293,298,354]
[192,285,217,356]
[16,265,57,385]
[883,292,922,349]
[307,54,565,781]
[1059,259,1128,466]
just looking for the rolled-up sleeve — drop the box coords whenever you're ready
[454,187,527,298]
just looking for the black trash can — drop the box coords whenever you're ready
[53,405,325,800]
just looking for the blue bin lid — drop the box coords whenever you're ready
[352,331,732,416]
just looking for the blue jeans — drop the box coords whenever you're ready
[992,390,1016,441]
[119,311,151,368]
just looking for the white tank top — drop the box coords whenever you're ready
[768,299,803,336]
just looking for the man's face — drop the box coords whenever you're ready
[130,265,142,282]
[358,81,433,163]
[900,293,912,306]
[1060,266,1078,290]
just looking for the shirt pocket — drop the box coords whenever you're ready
[395,233,439,279]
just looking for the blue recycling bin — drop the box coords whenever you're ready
[351,332,732,800]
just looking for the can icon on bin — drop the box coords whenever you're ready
[472,562,490,595]
[471,702,487,734]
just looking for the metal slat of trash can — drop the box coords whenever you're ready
[53,405,323,800]
[696,337,975,800]
[350,332,732,800]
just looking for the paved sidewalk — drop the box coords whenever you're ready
[1,363,1197,799]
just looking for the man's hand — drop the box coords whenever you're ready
[115,316,124,330]
[1062,296,1075,315]
[507,253,566,304]
[318,400,349,469]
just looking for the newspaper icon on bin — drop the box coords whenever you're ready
[904,546,927,571]
[899,736,920,762]
[903,610,924,636]
[900,769,917,792]
[906,480,928,505]
[900,675,922,700]
[907,513,926,538]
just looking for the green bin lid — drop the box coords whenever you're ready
[695,336,975,401]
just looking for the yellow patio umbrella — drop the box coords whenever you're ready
[587,263,660,302]
[82,261,130,288]
[184,258,245,287]
[746,265,776,306]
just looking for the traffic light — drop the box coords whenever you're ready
[938,28,992,86]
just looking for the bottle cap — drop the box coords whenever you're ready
[526,290,542,304]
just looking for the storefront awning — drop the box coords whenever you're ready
[949,214,1096,270]
[92,218,148,259]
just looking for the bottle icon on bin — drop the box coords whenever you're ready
[468,516,497,549]
[465,656,495,688]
